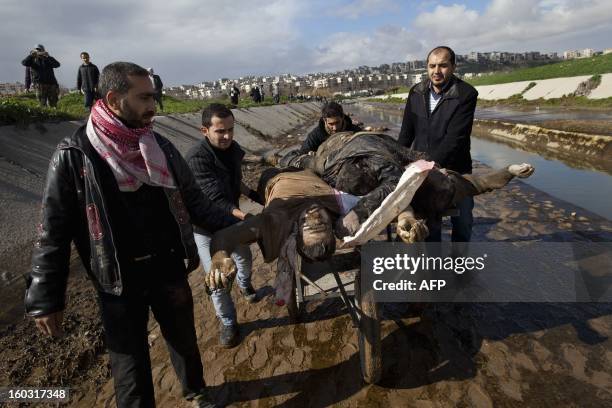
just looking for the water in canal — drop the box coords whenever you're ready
[344,103,612,220]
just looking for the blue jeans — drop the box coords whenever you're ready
[193,231,252,326]
[426,196,474,242]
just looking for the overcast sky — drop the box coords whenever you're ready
[3,0,612,87]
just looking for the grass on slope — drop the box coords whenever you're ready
[0,93,294,126]
[0,93,80,125]
[466,53,612,86]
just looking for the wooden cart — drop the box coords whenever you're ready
[285,209,459,384]
[286,237,388,384]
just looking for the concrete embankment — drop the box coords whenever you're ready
[0,102,321,325]
[472,119,612,173]
[371,73,612,101]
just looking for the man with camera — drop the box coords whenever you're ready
[21,44,61,108]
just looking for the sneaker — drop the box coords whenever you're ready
[240,284,257,303]
[219,322,240,348]
[191,393,218,408]
[185,389,218,408]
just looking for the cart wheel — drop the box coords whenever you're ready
[356,272,382,384]
[286,272,301,322]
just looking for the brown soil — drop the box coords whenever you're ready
[2,145,612,407]
[536,119,612,136]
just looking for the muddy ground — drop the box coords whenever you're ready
[1,119,612,407]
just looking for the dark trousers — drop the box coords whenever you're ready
[98,256,205,408]
[83,90,96,109]
[35,83,59,107]
[154,93,163,111]
[450,196,474,242]
[426,196,474,242]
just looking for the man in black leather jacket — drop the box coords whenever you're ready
[25,62,227,408]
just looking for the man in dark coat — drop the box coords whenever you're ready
[230,83,240,105]
[25,62,226,407]
[76,51,100,110]
[297,101,362,155]
[398,46,478,242]
[148,67,164,111]
[186,103,261,348]
[21,44,60,107]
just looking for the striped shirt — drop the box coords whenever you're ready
[429,86,443,113]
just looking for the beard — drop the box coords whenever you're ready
[119,99,154,128]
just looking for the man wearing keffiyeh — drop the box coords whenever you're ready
[25,62,228,408]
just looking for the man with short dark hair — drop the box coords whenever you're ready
[186,103,260,348]
[297,101,362,155]
[25,61,229,408]
[21,44,60,107]
[398,46,478,242]
[76,51,100,110]
[148,67,164,111]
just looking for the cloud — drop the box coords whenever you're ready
[311,25,425,71]
[332,0,400,19]
[412,0,612,52]
[294,0,612,75]
[1,0,612,87]
[0,0,307,86]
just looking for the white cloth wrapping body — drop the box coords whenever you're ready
[341,160,434,247]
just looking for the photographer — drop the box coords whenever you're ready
[21,44,61,107]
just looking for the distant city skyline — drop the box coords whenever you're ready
[1,0,611,87]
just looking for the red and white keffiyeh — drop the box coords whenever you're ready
[86,99,175,192]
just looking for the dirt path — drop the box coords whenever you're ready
[1,138,611,407]
[5,164,610,407]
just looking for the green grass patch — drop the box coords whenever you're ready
[466,53,612,86]
[385,86,411,95]
[590,74,602,88]
[0,93,80,125]
[0,93,302,126]
[363,97,406,104]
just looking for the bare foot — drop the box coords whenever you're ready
[397,219,429,243]
[508,163,535,178]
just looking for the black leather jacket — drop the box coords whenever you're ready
[25,126,236,317]
[297,114,362,155]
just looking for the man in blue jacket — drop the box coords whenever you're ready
[398,46,478,242]
[186,103,261,348]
